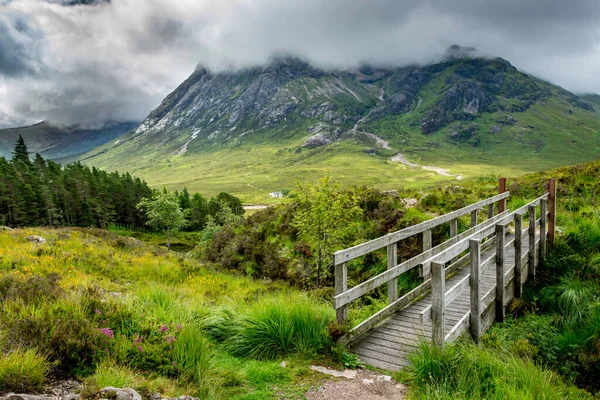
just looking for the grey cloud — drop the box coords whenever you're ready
[0,0,599,127]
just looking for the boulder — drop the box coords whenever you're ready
[0,226,13,231]
[27,235,47,244]
[98,387,142,400]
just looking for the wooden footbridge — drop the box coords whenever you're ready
[333,178,557,371]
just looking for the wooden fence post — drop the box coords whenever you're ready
[450,219,458,238]
[529,205,536,279]
[514,214,523,298]
[487,203,494,219]
[498,178,507,213]
[495,223,506,323]
[471,210,478,228]
[548,179,557,245]
[540,199,547,257]
[387,243,398,304]
[469,239,481,340]
[421,230,432,279]
[334,260,348,325]
[431,261,445,348]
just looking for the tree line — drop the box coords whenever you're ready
[0,136,244,231]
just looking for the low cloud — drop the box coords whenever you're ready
[0,0,599,127]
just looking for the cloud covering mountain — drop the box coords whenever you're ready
[1,0,599,128]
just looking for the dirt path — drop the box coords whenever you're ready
[305,369,407,400]
[392,152,459,178]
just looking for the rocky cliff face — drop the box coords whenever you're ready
[90,50,596,159]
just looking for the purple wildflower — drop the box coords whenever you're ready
[176,323,182,330]
[159,325,168,333]
[137,346,143,352]
[95,309,102,315]
[98,327,114,339]
[165,335,176,344]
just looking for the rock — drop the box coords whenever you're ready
[361,378,374,385]
[489,125,501,134]
[309,365,357,379]
[108,292,123,298]
[27,235,47,243]
[382,190,399,197]
[98,387,142,400]
[402,198,418,207]
[0,226,13,231]
[1,396,63,400]
[280,361,287,368]
[376,375,392,382]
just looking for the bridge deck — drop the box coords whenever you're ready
[351,231,529,371]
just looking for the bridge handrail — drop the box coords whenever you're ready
[333,191,510,265]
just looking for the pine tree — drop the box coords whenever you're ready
[12,135,30,164]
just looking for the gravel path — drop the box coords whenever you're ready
[305,369,407,400]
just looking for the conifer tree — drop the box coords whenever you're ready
[12,135,30,164]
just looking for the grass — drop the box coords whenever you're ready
[0,348,50,392]
[0,228,335,399]
[406,342,592,400]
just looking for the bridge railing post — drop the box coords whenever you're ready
[470,210,478,228]
[387,243,398,304]
[514,213,523,298]
[498,177,507,214]
[469,239,481,340]
[431,261,445,348]
[334,260,348,325]
[495,223,506,323]
[540,199,547,258]
[548,179,557,245]
[421,230,432,279]
[528,205,537,279]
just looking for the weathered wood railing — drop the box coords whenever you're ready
[333,178,557,346]
[426,179,557,347]
[333,179,513,342]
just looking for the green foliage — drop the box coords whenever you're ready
[138,192,187,250]
[207,295,334,360]
[407,342,592,400]
[172,328,213,392]
[0,348,50,392]
[11,135,30,164]
[341,352,363,369]
[291,177,363,286]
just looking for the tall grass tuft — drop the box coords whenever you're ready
[171,327,213,396]
[408,342,592,400]
[207,295,334,360]
[540,278,598,328]
[0,348,50,392]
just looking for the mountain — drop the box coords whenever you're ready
[0,121,137,161]
[80,51,600,202]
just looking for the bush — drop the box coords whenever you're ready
[207,295,334,360]
[0,348,50,392]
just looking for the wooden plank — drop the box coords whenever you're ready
[514,214,523,298]
[540,199,547,257]
[498,178,507,213]
[470,239,481,340]
[387,243,398,304]
[445,311,470,343]
[353,346,406,369]
[353,351,405,371]
[346,279,431,343]
[421,229,432,278]
[548,179,556,244]
[431,261,445,348]
[496,223,506,323]
[335,262,348,324]
[333,192,510,265]
[529,205,536,279]
[471,210,478,227]
[335,211,509,309]
[369,330,422,348]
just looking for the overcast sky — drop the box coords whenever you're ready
[1,0,599,128]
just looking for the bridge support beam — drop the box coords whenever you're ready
[431,261,445,348]
[498,178,507,214]
[335,261,348,325]
[469,239,481,340]
[529,205,537,279]
[495,223,506,323]
[514,214,523,298]
[548,179,557,245]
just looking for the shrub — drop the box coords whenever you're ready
[0,348,50,392]
[208,295,334,360]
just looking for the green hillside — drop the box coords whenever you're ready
[79,54,600,204]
